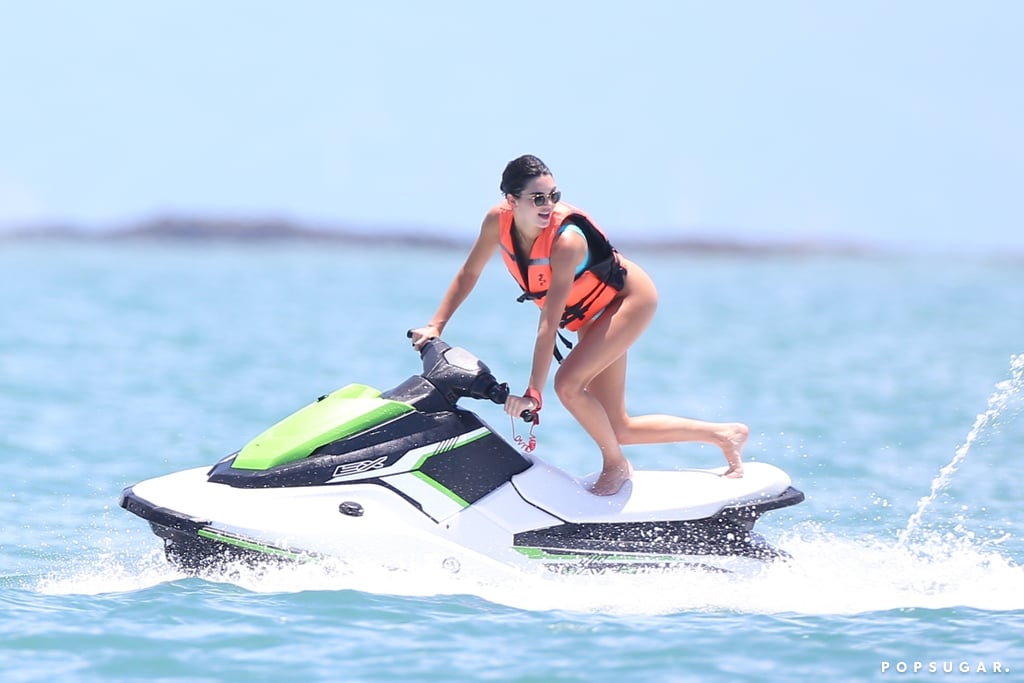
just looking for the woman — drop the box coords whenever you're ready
[410,154,747,495]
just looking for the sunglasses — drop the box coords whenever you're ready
[519,190,562,207]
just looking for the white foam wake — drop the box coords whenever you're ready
[32,521,1024,617]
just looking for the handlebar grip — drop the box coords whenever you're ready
[407,329,440,356]
[488,382,510,405]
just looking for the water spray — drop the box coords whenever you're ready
[898,354,1024,546]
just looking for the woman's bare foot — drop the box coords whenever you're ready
[590,458,633,496]
[717,423,748,478]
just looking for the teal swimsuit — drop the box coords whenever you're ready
[557,223,592,277]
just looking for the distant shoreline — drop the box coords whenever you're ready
[0,216,884,257]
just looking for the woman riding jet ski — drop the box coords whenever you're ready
[120,338,804,575]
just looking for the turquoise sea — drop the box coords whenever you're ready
[2,240,1023,682]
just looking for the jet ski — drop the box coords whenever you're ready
[120,337,804,575]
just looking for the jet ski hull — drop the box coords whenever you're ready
[120,465,804,575]
[119,339,806,576]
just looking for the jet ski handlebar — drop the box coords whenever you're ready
[407,333,537,423]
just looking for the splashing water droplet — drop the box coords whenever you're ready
[898,354,1024,547]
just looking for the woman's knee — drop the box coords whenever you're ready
[553,369,585,405]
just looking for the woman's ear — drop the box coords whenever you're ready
[505,193,517,207]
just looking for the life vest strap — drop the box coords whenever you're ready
[560,281,607,328]
[516,290,545,303]
[553,331,574,364]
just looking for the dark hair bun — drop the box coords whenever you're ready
[500,154,551,196]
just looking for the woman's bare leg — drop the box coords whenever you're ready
[555,261,746,495]
[555,297,649,495]
[554,258,661,494]
[584,351,748,478]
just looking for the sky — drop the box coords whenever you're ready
[1,1,1021,254]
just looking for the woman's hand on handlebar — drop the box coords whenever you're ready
[409,325,441,350]
[504,393,539,421]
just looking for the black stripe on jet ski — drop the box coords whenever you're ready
[415,430,530,505]
[119,486,209,534]
[513,546,733,574]
[512,489,805,561]
[195,528,319,563]
[514,524,786,560]
[511,488,804,559]
[544,560,730,575]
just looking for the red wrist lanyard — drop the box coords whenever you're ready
[511,417,537,453]
[512,388,541,453]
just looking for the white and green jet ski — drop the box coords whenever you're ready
[120,338,804,575]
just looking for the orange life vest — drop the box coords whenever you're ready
[497,201,626,332]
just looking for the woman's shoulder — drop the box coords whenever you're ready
[484,200,512,218]
[481,201,512,232]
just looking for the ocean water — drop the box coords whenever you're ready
[2,240,1023,682]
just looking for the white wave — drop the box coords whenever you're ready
[32,522,1023,617]
[34,548,183,596]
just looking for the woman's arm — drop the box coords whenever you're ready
[410,207,501,349]
[504,227,588,416]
